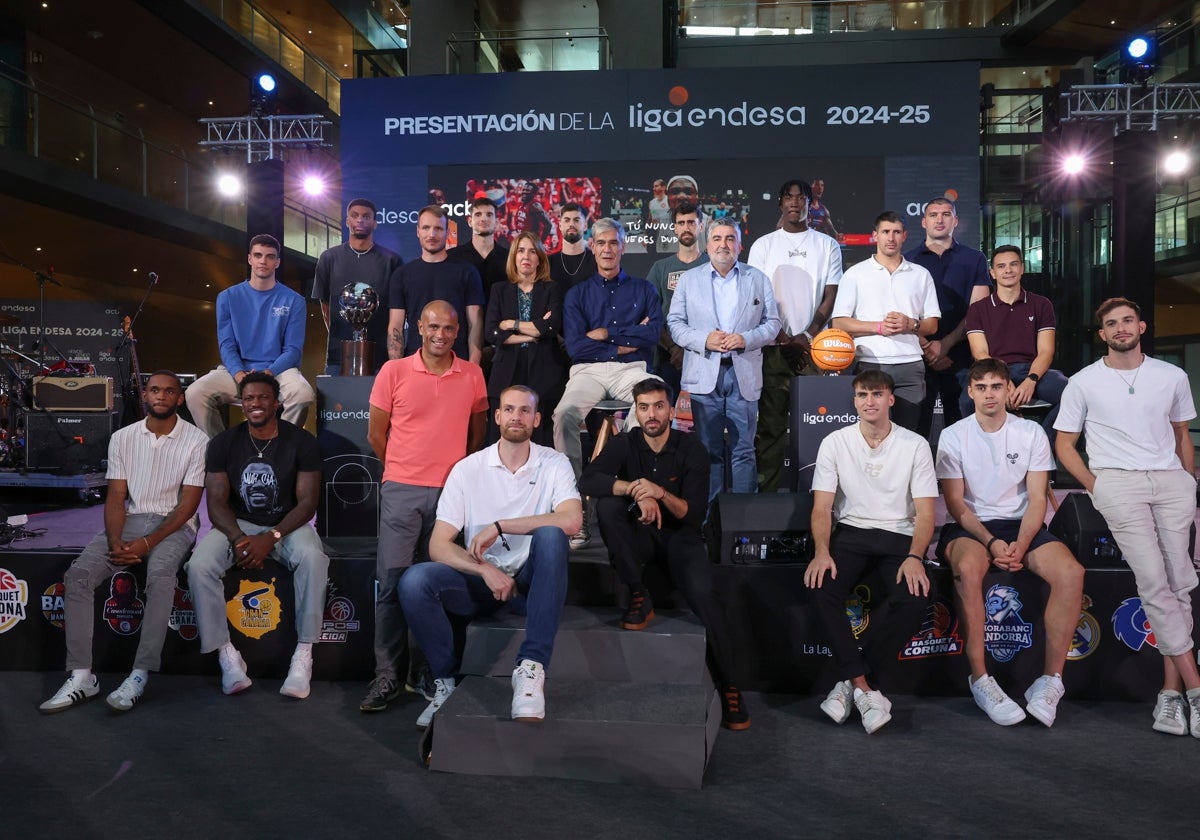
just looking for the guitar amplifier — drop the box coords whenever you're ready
[25,411,116,472]
[33,376,114,411]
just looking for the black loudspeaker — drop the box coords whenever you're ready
[1049,491,1197,568]
[25,411,116,472]
[715,492,813,565]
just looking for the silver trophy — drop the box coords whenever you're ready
[338,282,379,376]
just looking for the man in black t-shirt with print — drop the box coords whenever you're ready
[186,372,330,699]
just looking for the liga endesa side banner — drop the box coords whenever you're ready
[338,64,981,271]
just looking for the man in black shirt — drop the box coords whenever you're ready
[186,372,330,699]
[311,198,402,374]
[580,378,749,730]
[447,196,510,304]
[549,202,596,289]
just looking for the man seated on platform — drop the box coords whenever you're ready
[805,370,936,734]
[186,234,314,437]
[961,245,1067,440]
[39,371,208,714]
[186,372,329,699]
[398,385,581,729]
[936,358,1083,728]
[579,377,750,731]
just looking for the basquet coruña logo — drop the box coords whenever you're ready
[41,582,66,628]
[103,571,145,636]
[1112,597,1157,651]
[984,584,1033,663]
[168,586,199,641]
[0,567,30,633]
[1066,594,1101,661]
[900,598,963,660]
[845,584,872,639]
[227,578,282,639]
[320,583,360,643]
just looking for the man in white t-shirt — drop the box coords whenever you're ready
[831,211,940,432]
[1054,297,1200,737]
[398,385,583,729]
[804,369,937,734]
[936,358,1083,728]
[747,179,843,491]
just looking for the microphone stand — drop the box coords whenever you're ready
[113,272,158,426]
[0,244,60,375]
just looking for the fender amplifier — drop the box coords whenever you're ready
[25,411,116,472]
[33,376,114,411]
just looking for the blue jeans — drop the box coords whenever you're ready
[690,363,759,501]
[398,526,569,678]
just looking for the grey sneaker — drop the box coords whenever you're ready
[853,688,893,735]
[405,663,436,701]
[1152,690,1187,736]
[1024,674,1065,728]
[39,673,99,714]
[415,677,456,729]
[359,676,400,712]
[970,674,1027,726]
[1188,688,1200,740]
[569,523,590,549]
[106,673,146,712]
[820,680,853,725]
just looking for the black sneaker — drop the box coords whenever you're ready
[405,663,436,701]
[359,676,401,713]
[620,590,655,630]
[721,684,751,731]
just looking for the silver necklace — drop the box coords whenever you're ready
[349,243,374,259]
[249,431,277,459]
[1105,354,1144,394]
[559,251,586,276]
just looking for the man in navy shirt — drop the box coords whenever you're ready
[904,198,991,438]
[555,218,663,544]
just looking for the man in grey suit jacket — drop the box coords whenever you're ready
[667,218,781,501]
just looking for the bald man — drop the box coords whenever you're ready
[361,300,488,713]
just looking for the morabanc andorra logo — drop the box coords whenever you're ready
[984,583,1033,663]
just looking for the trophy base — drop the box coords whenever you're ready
[340,340,375,377]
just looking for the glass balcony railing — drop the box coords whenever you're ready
[678,1,1007,36]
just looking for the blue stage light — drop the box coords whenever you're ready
[256,73,277,94]
[1126,37,1149,61]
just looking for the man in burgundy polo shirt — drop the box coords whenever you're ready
[361,300,488,713]
[962,245,1067,439]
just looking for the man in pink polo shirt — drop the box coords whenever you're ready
[360,300,488,712]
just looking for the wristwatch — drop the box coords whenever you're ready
[270,529,283,542]
[1027,372,1041,383]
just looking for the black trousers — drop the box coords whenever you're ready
[595,496,738,685]
[809,525,932,682]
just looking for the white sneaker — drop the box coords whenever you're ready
[569,523,590,549]
[106,673,147,712]
[415,677,456,729]
[1151,690,1187,736]
[853,688,893,734]
[511,660,546,722]
[280,649,313,699]
[820,680,853,725]
[1187,688,1200,740]
[1024,674,1065,728]
[218,646,252,695]
[969,674,1027,726]
[39,673,99,714]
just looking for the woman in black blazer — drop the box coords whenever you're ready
[484,231,568,445]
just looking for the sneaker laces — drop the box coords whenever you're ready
[1030,677,1061,705]
[723,686,742,713]
[629,591,648,613]
[1160,693,1185,722]
[976,676,1009,706]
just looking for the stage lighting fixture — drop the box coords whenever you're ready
[256,73,277,93]
[1162,150,1190,177]
[1121,34,1158,85]
[250,72,279,117]
[302,175,326,196]
[1062,154,1086,176]
[217,173,243,197]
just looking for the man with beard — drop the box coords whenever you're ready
[656,175,708,255]
[185,372,329,700]
[511,180,559,252]
[311,198,402,374]
[1055,298,1200,737]
[362,301,488,713]
[646,202,708,398]
[398,385,581,728]
[448,196,510,304]
[387,205,485,365]
[550,202,596,289]
[40,371,208,714]
[668,218,779,501]
[580,378,751,731]
[747,180,843,491]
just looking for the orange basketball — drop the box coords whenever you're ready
[810,328,856,372]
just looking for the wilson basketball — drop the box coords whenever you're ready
[810,328,856,372]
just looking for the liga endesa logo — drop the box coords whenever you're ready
[801,406,858,425]
[629,85,808,134]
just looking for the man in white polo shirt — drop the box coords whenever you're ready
[398,385,582,729]
[831,211,940,432]
[937,358,1083,728]
[40,371,208,714]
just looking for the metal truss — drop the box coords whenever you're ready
[198,114,333,162]
[1060,84,1200,132]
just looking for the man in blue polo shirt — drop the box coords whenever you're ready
[904,198,991,439]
